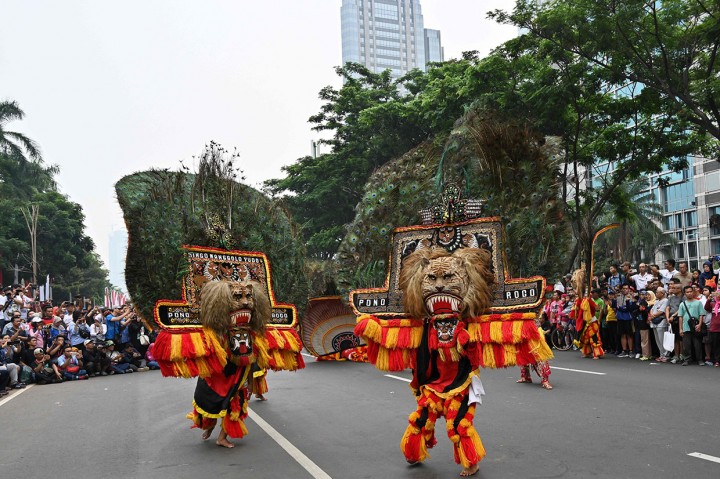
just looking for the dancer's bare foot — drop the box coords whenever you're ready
[201,427,214,440]
[216,430,235,448]
[255,394,267,401]
[460,463,479,476]
[216,437,235,448]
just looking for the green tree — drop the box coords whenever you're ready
[0,100,41,160]
[266,63,426,256]
[492,0,720,153]
[597,180,675,265]
[0,100,110,298]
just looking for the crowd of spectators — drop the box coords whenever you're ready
[545,257,720,367]
[0,285,159,397]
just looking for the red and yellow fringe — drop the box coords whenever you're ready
[260,327,305,372]
[154,328,226,378]
[356,313,553,371]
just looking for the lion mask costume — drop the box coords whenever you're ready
[400,247,496,320]
[200,280,271,335]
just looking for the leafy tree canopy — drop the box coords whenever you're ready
[491,0,720,156]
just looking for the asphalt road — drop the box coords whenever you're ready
[1,351,719,479]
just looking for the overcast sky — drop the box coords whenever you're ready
[0,0,517,271]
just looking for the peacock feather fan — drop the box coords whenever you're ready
[116,155,308,326]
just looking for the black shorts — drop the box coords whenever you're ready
[670,320,680,335]
[617,320,634,336]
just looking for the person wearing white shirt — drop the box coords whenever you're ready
[0,287,9,328]
[659,259,678,287]
[90,311,107,341]
[630,263,654,291]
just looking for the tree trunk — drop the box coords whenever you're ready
[564,240,579,274]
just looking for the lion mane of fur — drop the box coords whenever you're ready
[399,246,497,318]
[199,280,271,334]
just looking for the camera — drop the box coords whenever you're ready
[8,340,20,346]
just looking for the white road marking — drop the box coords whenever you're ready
[0,384,34,407]
[552,366,606,376]
[248,409,332,479]
[688,452,720,464]
[384,374,411,382]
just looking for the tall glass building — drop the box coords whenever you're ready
[341,0,443,79]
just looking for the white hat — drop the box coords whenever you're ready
[33,348,44,355]
[31,317,43,323]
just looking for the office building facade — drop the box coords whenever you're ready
[341,0,443,79]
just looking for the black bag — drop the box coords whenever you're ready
[651,315,664,325]
[78,327,90,339]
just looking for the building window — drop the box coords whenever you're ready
[685,211,697,227]
[706,171,720,192]
[711,238,720,255]
[709,205,720,236]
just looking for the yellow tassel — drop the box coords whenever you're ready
[204,328,227,367]
[376,348,390,371]
[271,329,287,349]
[190,332,206,357]
[201,358,217,378]
[385,327,399,348]
[489,322,503,343]
[504,345,517,365]
[455,428,486,468]
[483,344,497,369]
[361,317,382,342]
[400,427,430,462]
[175,361,191,378]
[273,351,286,370]
[254,333,271,369]
[169,334,183,361]
[466,322,480,342]
[512,320,522,343]
[280,330,301,351]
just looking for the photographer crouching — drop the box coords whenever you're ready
[82,339,110,376]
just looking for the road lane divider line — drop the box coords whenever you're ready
[552,367,606,376]
[248,409,332,479]
[0,384,34,407]
[385,374,411,383]
[688,452,720,464]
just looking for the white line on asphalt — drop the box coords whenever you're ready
[688,452,720,464]
[384,374,411,382]
[0,384,34,407]
[552,367,607,376]
[248,409,332,479]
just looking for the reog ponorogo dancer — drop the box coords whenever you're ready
[352,186,553,477]
[152,247,304,448]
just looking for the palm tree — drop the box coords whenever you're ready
[598,180,674,263]
[0,100,42,161]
